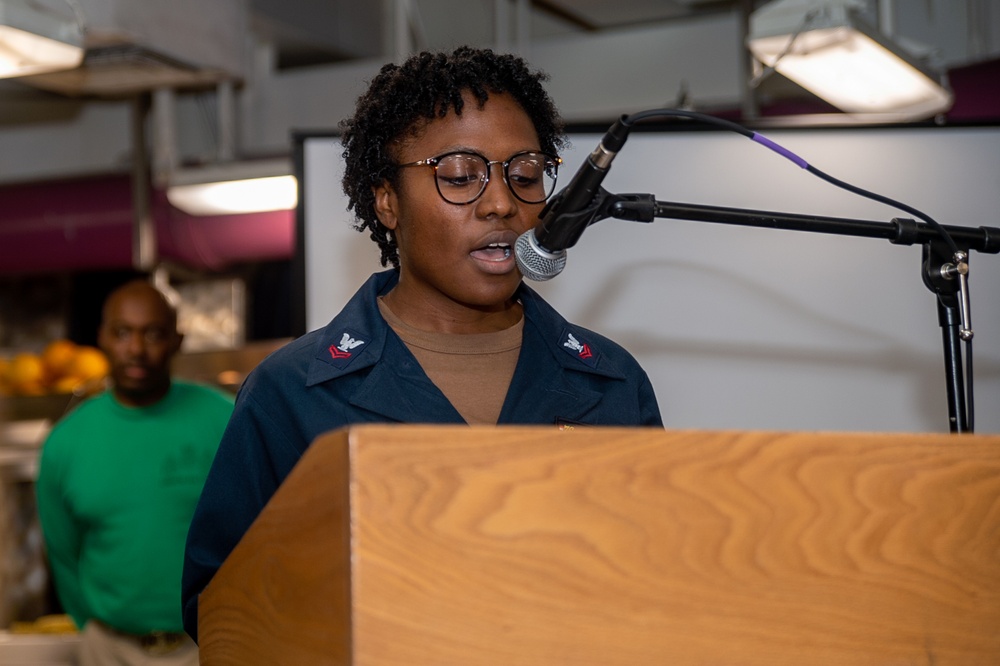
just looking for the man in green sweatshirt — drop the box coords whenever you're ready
[36,279,233,665]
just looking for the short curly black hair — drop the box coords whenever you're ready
[339,46,567,268]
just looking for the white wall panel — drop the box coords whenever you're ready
[302,125,1000,434]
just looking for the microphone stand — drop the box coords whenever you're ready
[582,190,1000,434]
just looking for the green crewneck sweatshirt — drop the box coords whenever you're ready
[36,381,233,634]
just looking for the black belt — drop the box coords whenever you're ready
[97,621,188,655]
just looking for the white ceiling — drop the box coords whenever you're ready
[0,0,997,187]
[515,0,744,28]
[251,0,752,70]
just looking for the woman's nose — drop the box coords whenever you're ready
[476,163,518,218]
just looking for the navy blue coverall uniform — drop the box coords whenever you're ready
[182,270,662,639]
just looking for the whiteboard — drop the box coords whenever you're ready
[298,125,1000,434]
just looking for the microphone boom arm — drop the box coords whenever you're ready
[606,194,1000,434]
[609,198,1000,252]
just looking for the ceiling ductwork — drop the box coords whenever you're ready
[21,43,232,97]
[13,0,247,97]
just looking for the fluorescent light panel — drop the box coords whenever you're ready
[0,0,83,78]
[166,160,297,216]
[168,175,298,216]
[749,0,953,120]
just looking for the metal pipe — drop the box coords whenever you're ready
[495,0,510,52]
[217,79,236,162]
[131,94,156,272]
[878,0,894,37]
[151,87,177,189]
[740,0,759,120]
[515,0,530,57]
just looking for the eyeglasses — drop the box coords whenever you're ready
[397,151,562,205]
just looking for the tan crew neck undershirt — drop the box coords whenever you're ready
[377,297,523,424]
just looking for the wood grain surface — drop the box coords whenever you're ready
[198,430,352,665]
[200,426,1000,665]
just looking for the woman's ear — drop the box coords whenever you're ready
[372,181,399,230]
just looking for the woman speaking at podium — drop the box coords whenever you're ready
[181,45,662,641]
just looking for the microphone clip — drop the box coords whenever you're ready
[540,188,656,246]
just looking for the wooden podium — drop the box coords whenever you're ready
[198,426,1000,665]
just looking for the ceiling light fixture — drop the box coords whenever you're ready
[0,0,83,79]
[748,0,953,121]
[166,160,298,216]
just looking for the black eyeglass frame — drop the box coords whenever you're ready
[396,150,562,205]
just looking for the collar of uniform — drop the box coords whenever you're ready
[305,272,628,387]
[305,270,399,387]
[517,282,627,381]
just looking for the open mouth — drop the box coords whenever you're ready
[470,242,512,262]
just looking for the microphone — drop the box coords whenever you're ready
[515,115,631,281]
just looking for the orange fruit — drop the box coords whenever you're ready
[4,353,46,395]
[0,357,10,396]
[42,339,79,380]
[67,346,110,383]
[52,375,84,394]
